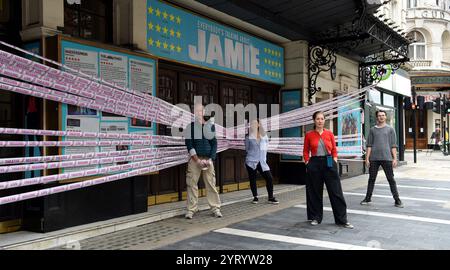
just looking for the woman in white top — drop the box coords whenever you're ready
[245,119,279,204]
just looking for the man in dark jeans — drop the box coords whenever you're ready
[361,110,403,208]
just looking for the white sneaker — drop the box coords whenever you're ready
[185,212,193,219]
[310,220,319,226]
[213,210,223,218]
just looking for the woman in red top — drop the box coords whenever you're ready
[303,111,353,229]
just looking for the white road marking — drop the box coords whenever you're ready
[377,184,450,192]
[214,228,381,250]
[294,205,450,225]
[343,192,448,203]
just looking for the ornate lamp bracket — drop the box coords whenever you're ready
[308,44,337,105]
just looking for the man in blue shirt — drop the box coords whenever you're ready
[184,104,222,219]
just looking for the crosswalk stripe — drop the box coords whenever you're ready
[343,192,448,203]
[377,184,450,192]
[294,205,450,225]
[214,228,382,250]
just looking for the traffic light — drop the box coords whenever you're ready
[432,97,441,114]
[417,96,425,110]
[403,97,412,110]
[445,100,450,114]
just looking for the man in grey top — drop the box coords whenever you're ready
[360,110,403,208]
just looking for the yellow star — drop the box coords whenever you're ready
[170,44,175,51]
[176,31,181,38]
[163,42,168,49]
[176,46,182,53]
[148,38,154,46]
[170,14,175,21]
[163,11,168,19]
[163,27,168,34]
[176,16,181,24]
[148,22,154,30]
[264,70,268,75]
[264,58,267,64]
[155,8,161,17]
[170,29,175,37]
[264,48,267,53]
[156,24,161,32]
[148,7,154,14]
[156,40,161,48]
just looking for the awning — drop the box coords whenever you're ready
[192,0,409,62]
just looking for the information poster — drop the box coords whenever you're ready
[280,90,302,161]
[60,39,157,173]
[337,103,363,157]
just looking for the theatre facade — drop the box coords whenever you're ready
[0,0,410,233]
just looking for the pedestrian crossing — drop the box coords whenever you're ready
[158,177,450,250]
[343,192,449,203]
[205,179,450,250]
[214,228,382,250]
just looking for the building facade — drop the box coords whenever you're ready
[0,0,408,233]
[405,0,450,149]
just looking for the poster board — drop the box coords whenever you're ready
[56,36,157,173]
[280,89,302,162]
[337,102,363,157]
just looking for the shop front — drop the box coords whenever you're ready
[144,0,285,204]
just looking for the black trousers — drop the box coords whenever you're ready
[306,156,348,224]
[365,160,400,200]
[246,163,274,199]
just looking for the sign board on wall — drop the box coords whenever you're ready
[146,0,284,85]
[60,39,157,173]
[280,89,302,161]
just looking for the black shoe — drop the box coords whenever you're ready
[360,198,372,205]
[395,199,404,208]
[252,197,259,204]
[268,198,279,204]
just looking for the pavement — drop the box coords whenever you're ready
[1,150,450,250]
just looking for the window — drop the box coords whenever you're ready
[64,0,113,43]
[369,89,381,104]
[383,93,395,107]
[407,31,426,59]
[407,0,417,8]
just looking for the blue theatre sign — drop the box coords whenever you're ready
[146,0,284,85]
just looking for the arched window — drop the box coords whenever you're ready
[407,31,426,59]
[442,31,450,62]
[407,0,418,8]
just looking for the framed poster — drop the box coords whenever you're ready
[337,102,363,157]
[280,89,302,162]
[59,37,157,173]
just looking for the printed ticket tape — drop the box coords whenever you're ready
[0,41,372,205]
